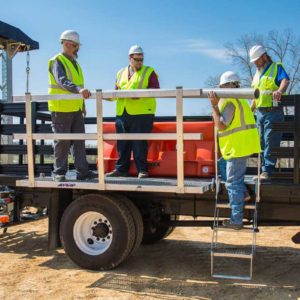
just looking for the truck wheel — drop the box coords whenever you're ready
[116,194,144,254]
[142,214,178,244]
[59,193,135,270]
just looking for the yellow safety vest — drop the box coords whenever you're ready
[251,62,283,108]
[48,53,84,112]
[115,65,156,116]
[218,98,261,160]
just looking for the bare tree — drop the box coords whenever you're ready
[204,74,221,88]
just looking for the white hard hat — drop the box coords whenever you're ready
[60,30,80,44]
[128,45,143,55]
[249,45,266,63]
[219,71,240,86]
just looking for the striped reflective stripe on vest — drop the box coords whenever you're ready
[138,66,150,89]
[61,61,74,81]
[218,99,257,138]
[267,62,276,79]
[116,68,125,87]
[259,90,274,95]
[258,62,277,93]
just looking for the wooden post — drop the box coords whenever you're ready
[25,92,35,187]
[176,87,184,193]
[96,89,105,189]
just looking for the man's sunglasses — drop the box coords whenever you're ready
[70,43,79,49]
[132,57,144,62]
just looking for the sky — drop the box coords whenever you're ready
[1,0,300,117]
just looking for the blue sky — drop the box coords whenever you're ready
[2,0,300,116]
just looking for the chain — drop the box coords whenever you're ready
[26,47,30,93]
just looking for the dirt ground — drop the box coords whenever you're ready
[0,218,300,300]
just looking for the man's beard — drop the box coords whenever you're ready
[73,50,78,58]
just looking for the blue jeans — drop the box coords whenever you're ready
[218,157,227,182]
[218,157,248,193]
[256,108,284,174]
[224,157,247,225]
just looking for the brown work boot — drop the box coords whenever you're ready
[105,169,128,177]
[244,191,251,201]
[222,219,243,230]
[259,172,270,180]
[253,172,270,181]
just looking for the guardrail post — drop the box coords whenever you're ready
[96,89,105,189]
[25,92,35,187]
[176,86,184,193]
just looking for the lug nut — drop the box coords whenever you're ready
[87,238,94,245]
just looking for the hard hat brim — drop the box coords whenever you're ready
[250,57,260,63]
[250,52,266,63]
[60,39,81,46]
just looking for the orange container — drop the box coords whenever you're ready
[100,121,215,178]
[0,215,9,224]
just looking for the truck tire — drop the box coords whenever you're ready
[142,214,178,244]
[116,194,144,254]
[59,193,135,270]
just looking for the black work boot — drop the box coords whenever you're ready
[105,169,128,177]
[77,171,98,181]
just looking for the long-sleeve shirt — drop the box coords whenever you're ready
[115,66,160,90]
[50,53,81,94]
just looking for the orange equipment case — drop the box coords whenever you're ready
[101,121,215,178]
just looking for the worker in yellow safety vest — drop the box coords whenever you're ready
[48,30,97,182]
[106,45,160,179]
[250,45,290,180]
[208,71,261,229]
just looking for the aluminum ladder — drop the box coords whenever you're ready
[210,127,261,280]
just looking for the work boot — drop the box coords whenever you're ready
[77,171,98,181]
[244,191,251,201]
[222,219,243,230]
[259,172,270,180]
[53,175,66,182]
[254,172,270,181]
[105,169,128,177]
[138,171,149,179]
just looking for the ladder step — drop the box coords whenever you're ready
[215,227,259,233]
[212,274,252,280]
[216,202,256,210]
[212,249,253,259]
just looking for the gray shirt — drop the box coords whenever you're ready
[50,53,81,94]
[220,102,235,126]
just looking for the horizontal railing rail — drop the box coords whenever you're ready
[12,88,259,102]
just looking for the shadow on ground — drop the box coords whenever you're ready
[1,227,300,299]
